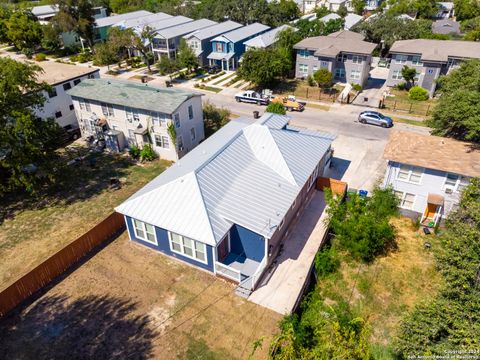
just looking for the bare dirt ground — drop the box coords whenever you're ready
[0,233,281,359]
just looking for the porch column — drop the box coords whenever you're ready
[226,58,230,71]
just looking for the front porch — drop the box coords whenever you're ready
[420,193,444,227]
[207,52,236,71]
[214,225,267,296]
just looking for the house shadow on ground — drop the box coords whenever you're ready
[324,157,351,181]
[0,294,158,360]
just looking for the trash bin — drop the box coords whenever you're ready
[253,111,260,119]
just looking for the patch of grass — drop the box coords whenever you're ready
[202,86,223,93]
[315,217,442,346]
[392,117,429,127]
[212,72,235,86]
[0,153,171,290]
[305,103,330,111]
[233,80,245,88]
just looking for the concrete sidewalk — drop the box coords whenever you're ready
[248,191,328,315]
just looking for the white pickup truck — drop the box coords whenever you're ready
[234,90,270,106]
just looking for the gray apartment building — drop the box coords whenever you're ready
[183,21,243,67]
[293,30,376,87]
[386,39,480,96]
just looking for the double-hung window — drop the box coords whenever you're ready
[397,165,423,184]
[444,173,469,192]
[335,68,345,78]
[101,102,114,116]
[169,232,207,263]
[299,64,308,75]
[395,54,407,64]
[299,49,309,58]
[154,135,170,149]
[394,191,415,209]
[351,55,362,64]
[392,70,403,80]
[411,56,422,66]
[350,70,361,80]
[133,219,157,245]
[190,128,196,141]
[174,113,180,128]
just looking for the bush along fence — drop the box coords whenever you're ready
[380,98,434,116]
[0,212,125,317]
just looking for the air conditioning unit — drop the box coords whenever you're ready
[445,188,453,194]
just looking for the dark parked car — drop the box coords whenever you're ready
[207,65,221,74]
[358,111,393,128]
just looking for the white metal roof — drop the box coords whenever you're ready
[95,10,152,28]
[211,23,270,43]
[184,21,243,41]
[243,25,293,48]
[114,12,172,30]
[115,113,334,246]
[154,19,217,39]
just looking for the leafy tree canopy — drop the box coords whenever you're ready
[5,10,42,54]
[427,60,480,142]
[313,68,333,88]
[237,47,290,88]
[266,102,287,115]
[203,101,231,137]
[454,0,480,21]
[0,58,62,194]
[53,0,96,48]
[177,38,198,73]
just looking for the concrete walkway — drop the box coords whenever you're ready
[248,191,328,315]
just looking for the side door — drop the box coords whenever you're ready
[368,114,380,125]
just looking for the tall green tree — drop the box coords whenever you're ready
[427,60,480,142]
[315,5,330,18]
[395,179,480,356]
[352,0,365,14]
[177,38,198,73]
[313,69,333,89]
[237,47,290,88]
[6,11,43,54]
[53,0,96,49]
[337,4,348,17]
[41,23,62,52]
[0,5,11,44]
[92,42,119,69]
[108,26,154,71]
[401,65,417,86]
[0,58,62,194]
[274,27,302,71]
[454,0,480,21]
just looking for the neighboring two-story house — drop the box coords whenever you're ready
[208,23,270,71]
[386,39,480,96]
[34,61,100,131]
[94,10,153,42]
[67,79,204,161]
[115,113,335,296]
[184,21,243,67]
[32,4,107,47]
[152,19,217,59]
[293,30,376,87]
[243,25,293,51]
[382,130,479,226]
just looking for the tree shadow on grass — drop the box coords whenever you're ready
[0,152,135,225]
[0,294,158,360]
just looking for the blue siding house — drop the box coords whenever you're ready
[116,113,335,295]
[382,130,479,226]
[207,22,270,70]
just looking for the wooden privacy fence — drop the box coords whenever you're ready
[0,212,125,317]
[316,177,348,197]
[294,86,336,102]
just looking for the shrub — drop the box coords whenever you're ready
[408,86,429,101]
[35,53,47,61]
[266,102,287,115]
[129,145,141,159]
[351,83,362,92]
[395,82,406,91]
[69,55,78,62]
[77,50,92,63]
[307,75,315,87]
[313,68,333,88]
[140,144,157,161]
[314,246,340,278]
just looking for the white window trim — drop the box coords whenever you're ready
[443,173,469,192]
[132,219,158,245]
[395,54,407,64]
[350,70,361,80]
[168,232,208,265]
[395,191,415,210]
[396,165,424,185]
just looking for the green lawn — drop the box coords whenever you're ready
[0,150,171,290]
[202,86,223,93]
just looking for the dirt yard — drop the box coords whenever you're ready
[0,233,281,359]
[0,153,171,290]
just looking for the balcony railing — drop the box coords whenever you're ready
[215,261,241,282]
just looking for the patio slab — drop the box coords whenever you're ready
[248,191,328,315]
